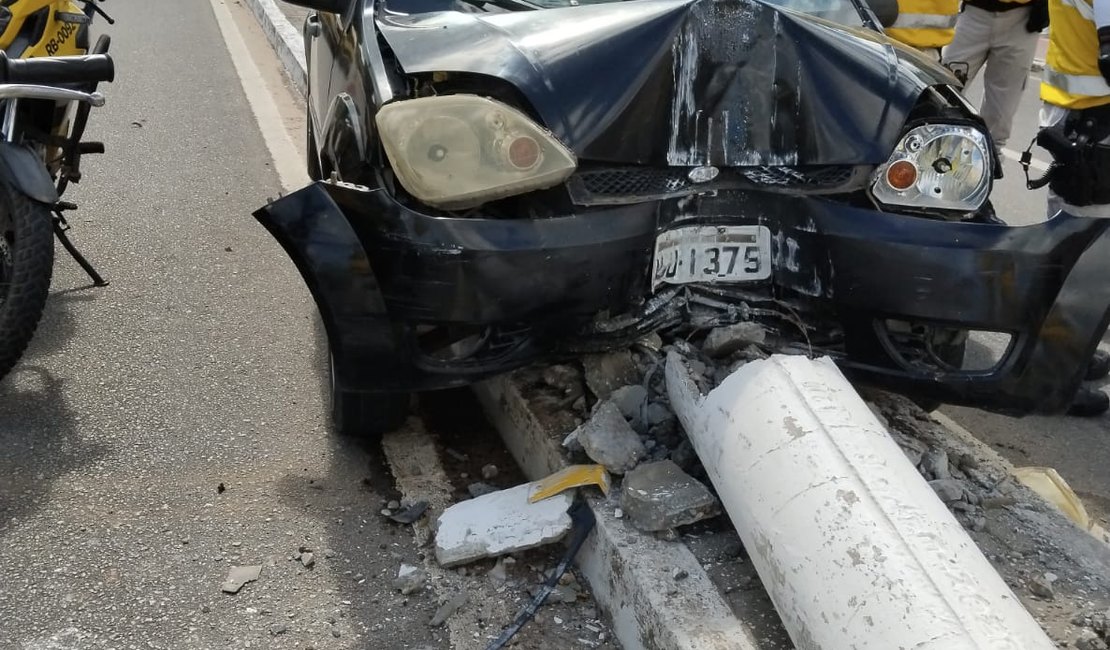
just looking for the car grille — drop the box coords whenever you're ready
[567,165,862,206]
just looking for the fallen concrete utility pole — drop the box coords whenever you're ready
[665,351,1055,650]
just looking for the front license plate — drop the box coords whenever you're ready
[651,225,773,291]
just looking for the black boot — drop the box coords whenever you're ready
[1087,349,1110,381]
[1068,386,1110,417]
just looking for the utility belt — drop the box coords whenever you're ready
[1022,104,1110,207]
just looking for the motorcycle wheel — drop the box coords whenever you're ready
[0,183,54,381]
[328,353,409,439]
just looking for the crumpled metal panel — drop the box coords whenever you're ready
[376,0,953,166]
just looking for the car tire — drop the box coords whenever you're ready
[328,354,409,439]
[306,111,322,181]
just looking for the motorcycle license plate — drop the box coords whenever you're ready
[651,225,772,291]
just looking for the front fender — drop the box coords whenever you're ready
[0,144,58,204]
[252,181,435,393]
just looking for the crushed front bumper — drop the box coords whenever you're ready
[254,181,1110,415]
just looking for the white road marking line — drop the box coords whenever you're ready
[1002,147,1050,173]
[207,0,308,193]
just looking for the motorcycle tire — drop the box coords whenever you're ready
[0,183,54,381]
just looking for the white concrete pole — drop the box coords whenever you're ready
[665,352,1054,650]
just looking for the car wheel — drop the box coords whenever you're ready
[306,111,322,181]
[328,354,409,439]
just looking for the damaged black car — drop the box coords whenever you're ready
[257,0,1110,436]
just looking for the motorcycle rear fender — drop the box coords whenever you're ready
[0,143,59,204]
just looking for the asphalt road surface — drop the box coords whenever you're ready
[0,1,450,648]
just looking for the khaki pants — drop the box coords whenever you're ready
[1040,103,1110,219]
[942,5,1040,148]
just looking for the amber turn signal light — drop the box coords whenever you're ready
[886,160,918,191]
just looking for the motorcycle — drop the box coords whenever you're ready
[0,0,114,380]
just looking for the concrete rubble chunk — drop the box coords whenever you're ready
[928,478,966,503]
[1029,574,1056,600]
[393,563,426,595]
[542,364,580,391]
[1077,630,1109,650]
[220,565,262,594]
[467,482,498,499]
[611,385,649,423]
[702,322,767,358]
[920,449,951,480]
[429,593,468,627]
[583,351,640,400]
[434,481,574,567]
[572,400,647,474]
[621,460,721,532]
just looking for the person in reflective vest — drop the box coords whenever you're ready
[886,0,961,60]
[1036,0,1110,415]
[943,0,1048,157]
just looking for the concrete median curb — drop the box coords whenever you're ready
[473,374,757,650]
[239,0,308,97]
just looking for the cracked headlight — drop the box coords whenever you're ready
[871,124,992,212]
[375,94,577,211]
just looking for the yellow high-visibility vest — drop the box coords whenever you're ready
[887,0,961,49]
[1042,0,1110,109]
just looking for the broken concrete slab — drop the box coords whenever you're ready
[434,481,574,568]
[220,565,262,594]
[573,400,646,475]
[702,322,766,359]
[583,351,639,401]
[620,460,721,532]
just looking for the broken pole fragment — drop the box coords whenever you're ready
[665,352,1055,650]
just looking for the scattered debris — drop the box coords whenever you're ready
[482,464,500,480]
[529,465,611,503]
[583,351,639,400]
[1077,629,1109,650]
[435,481,574,567]
[300,553,315,569]
[220,565,262,594]
[488,557,514,583]
[429,593,468,627]
[672,568,689,581]
[621,460,721,532]
[393,564,427,595]
[1029,574,1057,600]
[572,401,646,474]
[928,478,967,503]
[701,322,766,358]
[612,385,648,417]
[542,364,581,393]
[486,502,597,650]
[388,500,430,525]
[468,482,499,499]
[920,449,951,481]
[216,482,225,494]
[270,624,288,636]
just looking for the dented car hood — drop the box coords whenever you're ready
[376,0,953,166]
